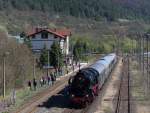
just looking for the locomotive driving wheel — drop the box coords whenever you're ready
[85,100,89,107]
[82,99,89,108]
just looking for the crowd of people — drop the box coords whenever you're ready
[27,73,56,91]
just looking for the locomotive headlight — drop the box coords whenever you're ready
[71,94,75,97]
[86,94,89,97]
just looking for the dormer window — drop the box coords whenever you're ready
[41,31,48,39]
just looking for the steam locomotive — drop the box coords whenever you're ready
[68,53,117,107]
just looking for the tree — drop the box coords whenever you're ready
[39,45,48,67]
[20,32,32,48]
[121,37,137,53]
[49,42,64,72]
[20,31,26,38]
[73,40,82,64]
[0,30,38,94]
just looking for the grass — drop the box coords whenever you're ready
[9,84,51,112]
[103,106,112,113]
[130,60,150,105]
[0,96,3,100]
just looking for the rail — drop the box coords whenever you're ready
[115,56,130,113]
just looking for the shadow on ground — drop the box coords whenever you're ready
[38,86,80,109]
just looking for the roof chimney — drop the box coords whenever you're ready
[54,28,56,32]
[35,26,43,32]
[35,27,39,32]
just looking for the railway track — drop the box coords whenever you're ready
[115,57,131,113]
[15,79,68,113]
[62,107,88,113]
[62,109,78,113]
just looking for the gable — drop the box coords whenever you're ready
[27,29,65,39]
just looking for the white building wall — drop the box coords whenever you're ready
[60,39,64,54]
[31,40,54,50]
[31,33,55,50]
[30,32,67,55]
[66,36,69,55]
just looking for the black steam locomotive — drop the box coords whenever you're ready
[68,53,117,107]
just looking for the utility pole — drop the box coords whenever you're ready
[117,34,120,56]
[127,54,130,113]
[57,53,59,76]
[3,56,6,98]
[142,34,145,76]
[135,33,139,62]
[137,33,141,68]
[146,34,150,93]
[139,33,142,70]
[47,50,50,76]
[3,52,10,98]
[136,33,139,64]
[33,56,36,79]
[131,36,133,57]
[142,34,147,95]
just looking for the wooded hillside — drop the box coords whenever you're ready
[0,0,150,21]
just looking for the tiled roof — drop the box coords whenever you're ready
[54,29,71,36]
[27,28,71,39]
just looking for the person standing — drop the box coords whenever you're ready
[47,75,51,86]
[42,76,45,85]
[40,78,43,87]
[54,73,56,81]
[79,63,81,70]
[51,74,55,85]
[72,65,75,72]
[44,76,47,84]
[33,78,37,91]
[28,80,32,90]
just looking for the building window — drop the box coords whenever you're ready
[32,34,35,38]
[41,31,48,39]
[54,35,57,38]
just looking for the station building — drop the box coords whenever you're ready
[27,27,71,56]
